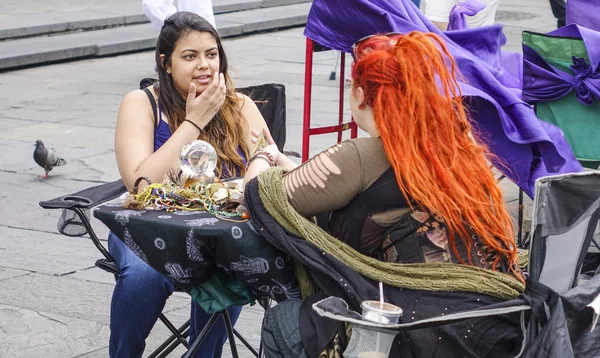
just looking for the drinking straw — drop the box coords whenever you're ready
[379,282,384,323]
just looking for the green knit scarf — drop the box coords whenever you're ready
[257,168,525,301]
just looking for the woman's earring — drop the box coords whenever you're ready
[166,70,171,75]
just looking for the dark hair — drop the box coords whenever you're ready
[154,11,248,177]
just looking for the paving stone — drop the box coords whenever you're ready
[71,347,110,358]
[0,304,110,358]
[0,117,38,130]
[0,226,105,276]
[0,138,109,173]
[68,267,117,286]
[0,274,113,326]
[20,151,121,183]
[0,2,312,71]
[0,273,189,326]
[0,123,115,151]
[0,268,32,282]
[0,171,111,233]
[0,0,309,41]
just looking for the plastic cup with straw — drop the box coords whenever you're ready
[361,282,402,325]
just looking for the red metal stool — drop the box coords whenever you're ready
[302,38,358,162]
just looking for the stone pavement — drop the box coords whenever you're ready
[0,0,559,357]
[0,0,312,70]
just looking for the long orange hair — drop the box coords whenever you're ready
[352,32,520,278]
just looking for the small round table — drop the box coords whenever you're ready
[94,202,300,303]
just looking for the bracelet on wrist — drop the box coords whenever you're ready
[249,151,276,167]
[255,150,276,166]
[183,119,202,133]
[248,155,271,167]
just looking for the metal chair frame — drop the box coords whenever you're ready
[39,82,287,357]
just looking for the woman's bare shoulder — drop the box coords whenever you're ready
[117,89,155,126]
[120,89,155,112]
[233,92,254,109]
[234,91,250,100]
[121,88,152,104]
[233,91,268,130]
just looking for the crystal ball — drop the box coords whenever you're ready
[180,140,217,177]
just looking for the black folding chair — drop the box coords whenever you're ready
[39,83,287,358]
[312,171,600,357]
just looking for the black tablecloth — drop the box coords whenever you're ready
[94,203,299,302]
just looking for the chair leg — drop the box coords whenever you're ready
[75,207,115,262]
[182,312,221,358]
[517,189,524,247]
[158,314,190,349]
[257,295,271,358]
[151,326,191,358]
[329,52,341,80]
[233,328,259,357]
[81,214,197,358]
[180,310,262,358]
[223,309,240,358]
[148,318,190,358]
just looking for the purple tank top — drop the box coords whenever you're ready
[153,106,246,178]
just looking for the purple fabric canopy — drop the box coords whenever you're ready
[522,25,600,106]
[447,0,522,93]
[447,0,485,31]
[303,0,582,198]
[567,0,600,32]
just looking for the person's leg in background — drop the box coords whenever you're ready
[188,303,243,357]
[464,0,500,28]
[549,0,566,28]
[142,0,177,31]
[423,0,457,31]
[108,232,176,358]
[411,0,421,9]
[179,0,217,28]
[424,0,500,30]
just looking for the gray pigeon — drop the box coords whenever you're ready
[33,139,66,178]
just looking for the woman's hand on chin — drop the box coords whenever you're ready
[185,72,226,129]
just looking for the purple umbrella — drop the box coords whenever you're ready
[304,0,582,198]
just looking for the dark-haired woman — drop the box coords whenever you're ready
[111,12,269,358]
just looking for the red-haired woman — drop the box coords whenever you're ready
[244,32,523,357]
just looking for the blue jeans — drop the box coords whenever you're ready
[411,0,420,8]
[108,232,242,358]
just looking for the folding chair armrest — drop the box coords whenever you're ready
[313,296,531,331]
[96,258,119,275]
[39,179,126,210]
